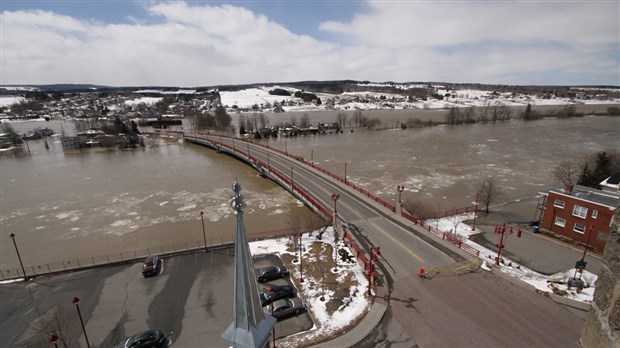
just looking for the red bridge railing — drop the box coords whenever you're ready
[401,211,480,256]
[188,133,479,258]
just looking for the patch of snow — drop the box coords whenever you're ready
[250,227,371,343]
[428,213,597,303]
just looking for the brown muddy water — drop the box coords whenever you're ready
[1,113,619,269]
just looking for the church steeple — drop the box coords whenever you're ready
[222,179,276,348]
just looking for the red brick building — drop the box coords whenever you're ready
[540,185,619,250]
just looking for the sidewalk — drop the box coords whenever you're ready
[309,271,389,348]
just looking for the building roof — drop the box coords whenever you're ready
[600,172,620,190]
[549,185,620,209]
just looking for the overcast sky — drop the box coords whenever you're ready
[1,1,618,87]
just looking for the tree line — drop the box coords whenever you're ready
[553,151,620,189]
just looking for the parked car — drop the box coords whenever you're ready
[142,255,160,277]
[265,297,306,320]
[259,285,296,306]
[115,330,168,348]
[256,265,289,283]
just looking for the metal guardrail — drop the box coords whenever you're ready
[0,239,222,281]
[0,227,304,281]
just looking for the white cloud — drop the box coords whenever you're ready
[0,1,618,86]
[320,1,619,47]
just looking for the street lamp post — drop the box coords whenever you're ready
[200,211,208,253]
[331,193,340,215]
[290,167,294,190]
[285,139,288,155]
[298,232,304,283]
[267,153,271,173]
[344,163,348,183]
[72,297,91,348]
[472,192,480,231]
[397,185,404,203]
[9,233,28,280]
[311,149,313,164]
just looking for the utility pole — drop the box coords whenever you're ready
[472,192,480,231]
[200,211,208,253]
[72,297,91,348]
[9,233,28,280]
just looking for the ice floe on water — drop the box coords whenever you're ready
[177,203,197,212]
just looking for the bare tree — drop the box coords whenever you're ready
[353,110,363,127]
[487,101,512,122]
[214,105,232,131]
[553,160,580,188]
[186,108,215,132]
[303,213,328,239]
[284,214,303,252]
[402,199,436,222]
[74,118,104,133]
[300,113,310,128]
[478,177,501,215]
[446,214,467,237]
[258,113,269,128]
[32,305,79,348]
[238,114,247,134]
[336,113,347,129]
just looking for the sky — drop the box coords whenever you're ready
[1,0,619,87]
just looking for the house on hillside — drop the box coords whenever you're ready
[599,173,620,193]
[539,185,619,250]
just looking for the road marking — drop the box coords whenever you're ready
[213,137,426,263]
[366,219,426,263]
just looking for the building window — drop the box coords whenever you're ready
[572,205,588,219]
[553,199,565,209]
[554,217,566,227]
[592,210,598,219]
[573,223,586,234]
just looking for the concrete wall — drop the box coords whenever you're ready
[580,205,620,347]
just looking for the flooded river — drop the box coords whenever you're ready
[1,115,619,269]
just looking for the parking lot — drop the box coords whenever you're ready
[0,249,312,347]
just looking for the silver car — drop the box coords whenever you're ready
[265,297,306,320]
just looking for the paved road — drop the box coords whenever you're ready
[200,135,461,279]
[189,134,587,347]
[0,251,311,347]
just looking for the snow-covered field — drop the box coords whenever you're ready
[0,96,25,107]
[218,85,619,113]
